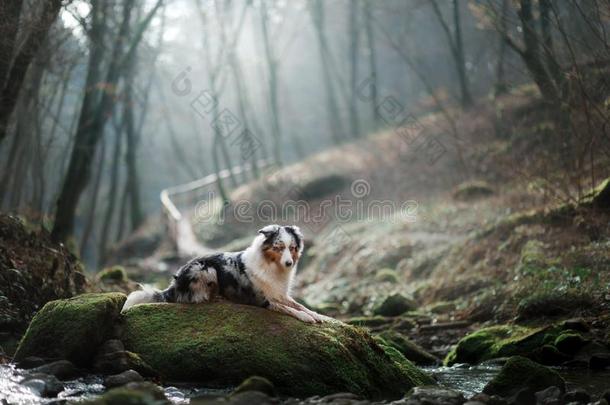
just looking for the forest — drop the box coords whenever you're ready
[1,0,610,404]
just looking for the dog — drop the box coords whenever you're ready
[122,225,329,323]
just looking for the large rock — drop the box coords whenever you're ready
[376,330,439,365]
[122,302,433,399]
[444,324,566,365]
[483,356,565,397]
[14,293,126,366]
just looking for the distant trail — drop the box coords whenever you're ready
[160,160,271,258]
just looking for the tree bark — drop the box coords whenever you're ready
[0,0,62,145]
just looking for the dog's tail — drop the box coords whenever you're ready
[122,285,165,312]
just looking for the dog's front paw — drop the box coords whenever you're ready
[314,313,335,323]
[295,310,316,323]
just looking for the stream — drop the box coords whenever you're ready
[2,363,610,404]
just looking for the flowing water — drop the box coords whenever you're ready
[2,363,610,404]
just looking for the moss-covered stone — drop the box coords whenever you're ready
[83,382,168,405]
[122,302,433,399]
[374,268,399,284]
[444,324,564,366]
[346,315,393,328]
[98,266,128,283]
[373,293,416,317]
[376,330,439,365]
[231,376,276,397]
[483,356,565,397]
[14,293,126,367]
[452,181,494,201]
[554,332,587,355]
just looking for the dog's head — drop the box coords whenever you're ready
[257,224,304,271]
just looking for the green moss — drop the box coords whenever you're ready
[373,293,416,317]
[554,332,587,355]
[231,376,276,397]
[83,382,167,405]
[98,266,128,283]
[483,356,565,397]
[375,268,399,284]
[444,324,565,365]
[14,293,126,366]
[122,302,433,399]
[452,181,494,201]
[346,316,393,328]
[376,330,439,365]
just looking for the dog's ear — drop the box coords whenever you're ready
[285,225,304,249]
[258,224,280,238]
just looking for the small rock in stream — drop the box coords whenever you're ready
[21,373,63,397]
[562,389,590,404]
[30,359,78,380]
[534,386,562,404]
[104,369,144,388]
[16,356,46,369]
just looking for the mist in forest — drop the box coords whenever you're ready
[0,0,607,268]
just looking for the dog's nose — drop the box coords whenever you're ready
[285,260,293,267]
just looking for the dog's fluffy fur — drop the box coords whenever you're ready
[122,225,328,323]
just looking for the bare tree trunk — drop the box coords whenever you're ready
[429,0,473,107]
[0,0,23,90]
[123,28,144,232]
[310,0,345,143]
[363,0,379,129]
[260,0,284,164]
[494,0,509,96]
[99,121,123,263]
[52,0,162,243]
[80,136,106,258]
[348,0,361,138]
[0,0,62,145]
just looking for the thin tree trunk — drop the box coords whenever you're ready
[0,0,62,145]
[80,136,106,258]
[52,0,162,242]
[452,0,473,107]
[310,0,345,143]
[99,122,123,263]
[363,0,380,129]
[260,0,284,164]
[123,28,144,232]
[348,0,361,138]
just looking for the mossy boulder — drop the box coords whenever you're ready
[372,293,416,317]
[98,266,128,283]
[122,302,433,399]
[231,376,276,397]
[83,382,168,405]
[554,332,587,355]
[375,268,399,284]
[452,181,494,201]
[444,324,564,366]
[14,293,126,367]
[483,356,565,397]
[376,330,439,365]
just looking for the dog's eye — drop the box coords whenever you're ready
[289,245,297,251]
[207,282,215,287]
[272,246,281,252]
